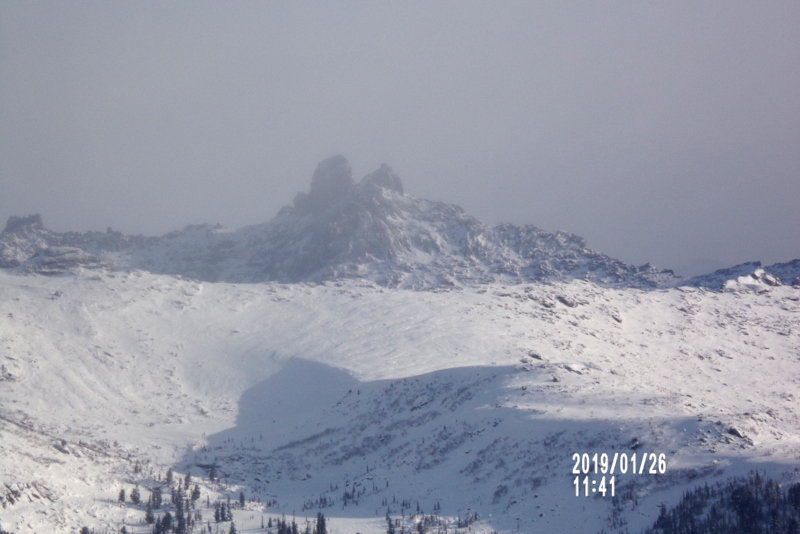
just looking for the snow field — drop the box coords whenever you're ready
[1,270,798,533]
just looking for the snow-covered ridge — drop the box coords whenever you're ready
[1,156,685,289]
[683,259,800,290]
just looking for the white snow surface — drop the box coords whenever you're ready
[1,269,799,533]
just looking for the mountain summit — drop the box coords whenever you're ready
[0,156,741,288]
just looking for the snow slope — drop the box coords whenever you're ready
[1,269,798,533]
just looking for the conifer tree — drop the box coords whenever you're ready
[130,487,141,505]
[315,512,327,534]
[175,494,185,522]
[118,488,126,503]
[191,484,201,503]
[176,511,187,534]
[161,512,173,532]
[151,486,162,509]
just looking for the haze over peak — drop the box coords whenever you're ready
[295,155,355,213]
[292,155,404,216]
[0,157,678,289]
[2,156,798,290]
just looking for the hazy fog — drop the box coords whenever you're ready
[2,2,798,275]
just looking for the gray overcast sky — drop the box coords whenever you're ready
[1,1,798,275]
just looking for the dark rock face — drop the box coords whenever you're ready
[295,155,354,214]
[1,214,50,268]
[764,259,800,287]
[26,246,107,275]
[3,214,43,234]
[361,164,404,194]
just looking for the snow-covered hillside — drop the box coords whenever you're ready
[1,268,798,533]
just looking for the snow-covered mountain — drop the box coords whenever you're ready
[1,158,798,534]
[1,156,681,289]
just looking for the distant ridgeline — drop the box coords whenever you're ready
[1,156,797,289]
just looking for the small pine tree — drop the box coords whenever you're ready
[239,491,245,508]
[151,486,162,509]
[229,522,237,534]
[315,512,327,534]
[118,488,126,503]
[175,494,184,517]
[166,468,173,485]
[161,512,173,532]
[130,486,141,505]
[789,483,800,510]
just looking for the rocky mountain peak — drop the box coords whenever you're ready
[3,214,43,234]
[295,155,354,213]
[360,163,404,194]
[2,157,795,290]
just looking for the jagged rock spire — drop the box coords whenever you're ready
[361,163,403,194]
[294,155,354,213]
[3,214,43,234]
